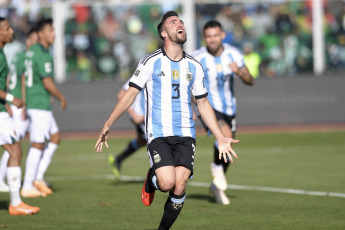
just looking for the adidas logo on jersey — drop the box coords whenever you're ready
[157,71,165,76]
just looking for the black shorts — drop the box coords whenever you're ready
[148,136,196,175]
[195,104,236,136]
[213,110,237,135]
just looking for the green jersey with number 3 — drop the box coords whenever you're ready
[25,44,53,111]
[8,51,25,100]
[0,47,10,112]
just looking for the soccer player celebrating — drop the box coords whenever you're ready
[0,17,39,215]
[108,80,146,179]
[21,18,67,197]
[0,27,37,192]
[192,20,254,205]
[95,11,239,229]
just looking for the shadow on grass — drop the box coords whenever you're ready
[188,193,237,204]
[0,200,9,210]
[110,180,144,186]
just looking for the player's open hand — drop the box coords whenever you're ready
[217,136,239,163]
[95,126,110,153]
[60,97,67,111]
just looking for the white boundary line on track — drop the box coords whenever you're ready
[45,174,345,198]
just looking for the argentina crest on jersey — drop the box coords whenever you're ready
[186,71,192,81]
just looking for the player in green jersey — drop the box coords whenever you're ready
[0,17,40,215]
[22,18,67,198]
[0,27,37,192]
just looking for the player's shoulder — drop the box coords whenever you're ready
[185,52,204,70]
[0,51,6,69]
[31,44,50,55]
[190,46,207,59]
[223,43,242,55]
[13,51,25,62]
[29,43,40,52]
[139,48,163,66]
[0,49,5,61]
[25,44,38,59]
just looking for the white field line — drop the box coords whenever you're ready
[44,174,345,198]
[53,144,345,161]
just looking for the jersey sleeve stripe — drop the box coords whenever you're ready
[143,51,162,65]
[140,49,162,65]
[195,92,208,100]
[191,47,207,57]
[129,82,142,91]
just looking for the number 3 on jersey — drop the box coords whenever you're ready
[172,84,180,99]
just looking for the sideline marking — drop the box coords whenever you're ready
[45,174,345,198]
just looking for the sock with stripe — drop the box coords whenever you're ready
[158,192,185,230]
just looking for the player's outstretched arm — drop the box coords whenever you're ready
[196,97,239,163]
[95,86,140,153]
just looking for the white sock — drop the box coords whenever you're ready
[211,162,224,171]
[7,166,22,206]
[0,151,10,184]
[35,142,58,181]
[151,175,159,190]
[23,147,43,190]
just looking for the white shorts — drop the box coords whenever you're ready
[10,105,29,139]
[0,112,19,146]
[27,109,59,143]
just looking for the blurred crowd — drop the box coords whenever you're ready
[64,4,165,81]
[1,0,345,81]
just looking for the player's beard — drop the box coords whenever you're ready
[169,32,187,45]
[207,43,223,56]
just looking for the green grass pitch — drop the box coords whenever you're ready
[1,131,345,229]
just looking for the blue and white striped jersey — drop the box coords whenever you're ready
[123,80,145,116]
[192,43,245,116]
[129,48,208,144]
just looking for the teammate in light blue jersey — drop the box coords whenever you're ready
[95,12,239,229]
[192,20,254,205]
[108,80,146,179]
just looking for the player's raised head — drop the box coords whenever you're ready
[157,11,179,40]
